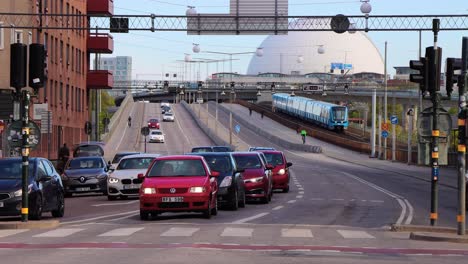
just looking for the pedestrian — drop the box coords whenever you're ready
[261,111,264,119]
[58,143,70,173]
[300,129,307,144]
[249,108,252,116]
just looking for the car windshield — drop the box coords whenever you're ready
[151,131,162,135]
[117,157,155,170]
[112,153,137,164]
[164,113,173,116]
[149,119,158,123]
[213,146,231,152]
[0,160,34,179]
[67,158,104,169]
[201,155,232,173]
[74,145,104,156]
[148,160,206,177]
[264,153,284,166]
[191,147,213,153]
[233,155,262,169]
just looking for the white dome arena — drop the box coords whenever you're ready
[247,31,384,75]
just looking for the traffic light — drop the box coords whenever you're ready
[426,46,442,95]
[198,81,203,89]
[29,43,46,92]
[445,57,462,97]
[163,80,169,88]
[230,81,235,88]
[409,57,428,95]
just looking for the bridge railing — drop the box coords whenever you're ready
[101,93,134,143]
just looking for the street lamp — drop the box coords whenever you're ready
[186,6,197,16]
[348,23,357,34]
[360,0,372,32]
[192,43,200,53]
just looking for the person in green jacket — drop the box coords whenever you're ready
[300,129,307,144]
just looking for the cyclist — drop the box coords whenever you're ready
[128,116,132,127]
[300,129,307,144]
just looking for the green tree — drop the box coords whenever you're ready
[99,91,115,134]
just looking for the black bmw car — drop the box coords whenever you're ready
[189,152,246,210]
[0,157,65,220]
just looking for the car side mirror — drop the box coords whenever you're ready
[137,173,145,180]
[266,164,274,170]
[287,162,293,167]
[211,171,220,177]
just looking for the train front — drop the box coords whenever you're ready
[331,106,348,131]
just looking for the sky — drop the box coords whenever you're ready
[106,0,468,80]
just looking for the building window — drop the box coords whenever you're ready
[66,43,69,67]
[54,38,58,64]
[60,82,63,107]
[60,40,63,64]
[0,22,4,49]
[66,84,69,109]
[12,29,23,44]
[71,46,74,71]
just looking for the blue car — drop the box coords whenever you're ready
[0,157,65,220]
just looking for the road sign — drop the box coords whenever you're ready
[33,103,48,120]
[390,115,398,125]
[6,120,41,149]
[40,111,52,134]
[141,127,150,136]
[235,124,241,134]
[381,123,389,131]
[381,130,389,138]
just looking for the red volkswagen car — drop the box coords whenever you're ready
[147,118,160,129]
[139,155,219,220]
[232,152,273,203]
[259,150,293,193]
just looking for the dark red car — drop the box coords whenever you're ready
[139,155,219,220]
[232,152,273,203]
[148,118,160,129]
[259,150,292,193]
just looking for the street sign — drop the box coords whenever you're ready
[390,115,398,125]
[382,130,389,138]
[40,111,52,134]
[141,127,150,136]
[6,120,41,149]
[235,124,241,134]
[381,123,389,131]
[33,103,48,120]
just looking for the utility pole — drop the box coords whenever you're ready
[20,91,31,222]
[384,41,388,160]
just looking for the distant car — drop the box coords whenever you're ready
[73,142,105,157]
[248,147,276,152]
[232,152,273,204]
[162,106,171,114]
[161,102,170,108]
[149,130,165,143]
[107,153,160,200]
[191,146,233,153]
[258,150,293,193]
[189,152,246,210]
[163,112,175,122]
[62,156,110,197]
[139,155,219,220]
[109,151,141,170]
[0,158,65,220]
[148,118,160,129]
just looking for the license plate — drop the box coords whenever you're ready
[162,197,183,202]
[76,187,91,192]
[0,202,3,207]
[124,184,139,190]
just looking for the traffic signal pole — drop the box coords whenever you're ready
[20,91,31,222]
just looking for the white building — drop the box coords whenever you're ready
[96,56,132,96]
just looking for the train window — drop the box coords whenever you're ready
[333,107,346,121]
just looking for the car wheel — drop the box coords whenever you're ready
[238,190,246,208]
[283,185,290,193]
[51,192,65,218]
[30,195,43,220]
[230,190,239,211]
[211,198,218,216]
[203,199,212,219]
[140,210,150,221]
[107,195,117,201]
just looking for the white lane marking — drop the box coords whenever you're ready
[281,229,313,238]
[296,185,302,188]
[115,103,136,151]
[337,230,375,239]
[221,227,253,237]
[231,212,270,224]
[0,229,29,238]
[160,227,200,237]
[287,200,297,204]
[298,188,304,190]
[361,200,367,202]
[310,198,324,201]
[174,106,193,148]
[272,206,284,211]
[342,172,413,225]
[332,198,344,201]
[107,213,139,222]
[296,195,303,199]
[299,191,304,194]
[98,228,144,237]
[92,200,139,207]
[370,200,384,203]
[33,228,84,238]
[61,210,140,225]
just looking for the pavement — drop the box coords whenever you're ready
[0,220,59,229]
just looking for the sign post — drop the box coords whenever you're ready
[41,111,52,159]
[141,127,150,153]
[391,115,398,161]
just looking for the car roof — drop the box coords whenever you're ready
[70,156,104,160]
[258,150,283,155]
[149,118,159,121]
[232,152,261,156]
[74,141,105,147]
[120,153,161,160]
[157,155,204,160]
[188,152,231,157]
[115,151,140,155]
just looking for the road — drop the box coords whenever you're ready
[1,101,468,264]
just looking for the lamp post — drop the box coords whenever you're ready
[360,0,372,32]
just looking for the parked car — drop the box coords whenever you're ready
[107,153,160,200]
[148,118,160,129]
[109,151,141,170]
[232,152,273,203]
[163,112,175,122]
[62,156,110,197]
[149,130,165,143]
[258,150,293,192]
[189,152,246,210]
[0,157,65,220]
[73,142,105,157]
[139,155,219,220]
[191,146,233,153]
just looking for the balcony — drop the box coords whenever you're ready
[87,70,114,89]
[87,0,114,16]
[87,33,114,54]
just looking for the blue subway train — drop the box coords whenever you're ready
[272,93,348,131]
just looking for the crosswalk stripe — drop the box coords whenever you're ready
[98,228,144,237]
[337,230,375,239]
[0,229,29,238]
[160,227,200,237]
[220,227,253,237]
[33,228,84,238]
[281,229,313,238]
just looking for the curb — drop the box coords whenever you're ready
[0,220,60,230]
[391,224,456,233]
[410,232,468,243]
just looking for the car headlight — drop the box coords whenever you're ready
[108,177,119,184]
[189,187,206,193]
[245,177,264,183]
[13,189,22,197]
[278,169,285,175]
[97,174,107,179]
[219,176,232,188]
[143,188,156,194]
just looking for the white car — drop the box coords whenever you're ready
[149,130,165,143]
[163,112,175,122]
[107,153,160,200]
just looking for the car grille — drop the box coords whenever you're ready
[158,202,189,209]
[122,179,143,184]
[133,179,143,184]
[158,188,188,194]
[70,184,99,190]
[121,189,140,195]
[246,189,265,195]
[0,193,11,201]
